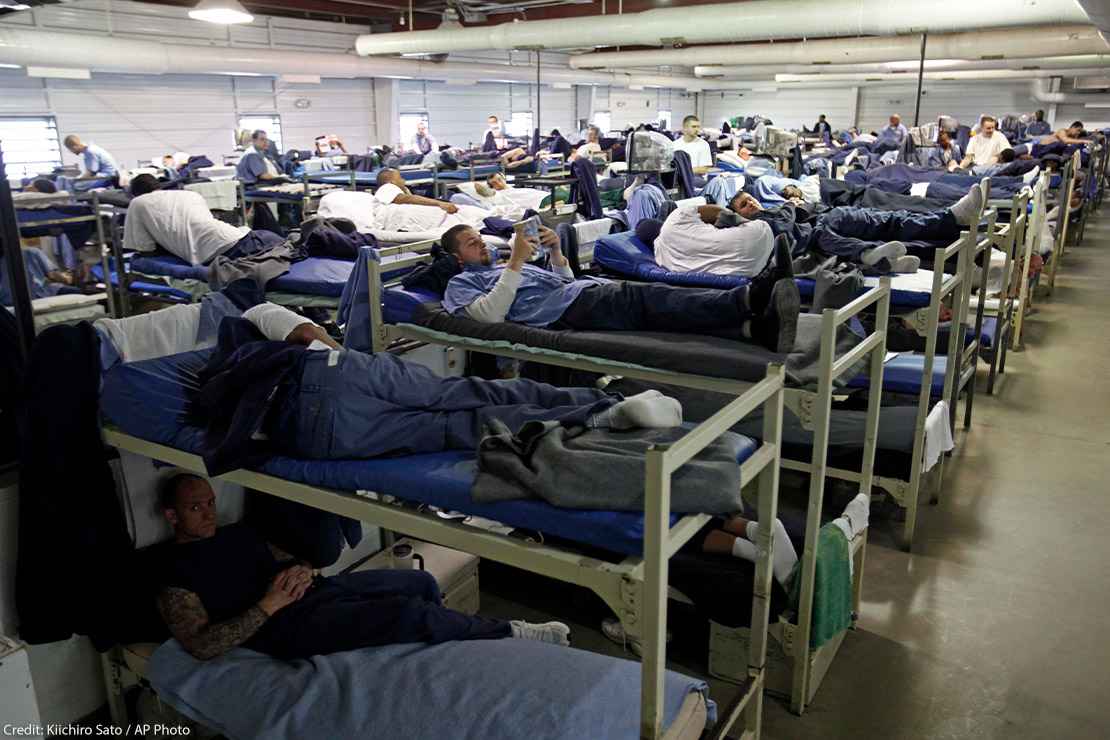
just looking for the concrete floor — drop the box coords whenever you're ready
[484,212,1110,739]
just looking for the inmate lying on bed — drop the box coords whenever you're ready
[153,473,569,661]
[438,222,801,353]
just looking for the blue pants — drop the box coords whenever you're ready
[813,207,960,260]
[558,281,753,332]
[272,350,615,460]
[221,229,285,260]
[247,569,510,659]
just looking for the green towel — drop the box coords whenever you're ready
[787,522,853,649]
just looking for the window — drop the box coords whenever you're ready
[505,111,533,138]
[399,112,429,148]
[237,114,282,151]
[592,111,612,134]
[0,116,62,182]
[657,110,672,130]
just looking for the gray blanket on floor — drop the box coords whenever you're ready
[473,419,745,512]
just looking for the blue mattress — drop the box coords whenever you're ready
[309,169,434,186]
[244,188,309,203]
[101,350,758,558]
[594,231,932,309]
[438,164,502,181]
[848,353,948,396]
[16,204,97,244]
[130,254,354,297]
[89,264,192,301]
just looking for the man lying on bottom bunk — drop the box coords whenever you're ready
[125,175,284,266]
[440,223,801,353]
[154,473,571,661]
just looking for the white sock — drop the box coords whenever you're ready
[731,536,758,563]
[592,390,683,430]
[1023,165,1040,185]
[842,493,871,538]
[510,620,571,646]
[746,520,799,588]
[861,241,906,266]
[951,185,985,226]
[889,255,921,273]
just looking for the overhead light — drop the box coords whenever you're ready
[1,3,31,10]
[188,0,253,25]
[281,74,321,84]
[883,58,969,70]
[27,66,91,79]
[0,63,21,69]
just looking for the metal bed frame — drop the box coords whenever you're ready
[365,243,893,716]
[16,190,121,318]
[237,176,342,222]
[979,188,1032,394]
[1043,150,1082,297]
[1070,137,1102,246]
[101,356,786,740]
[1010,176,1049,351]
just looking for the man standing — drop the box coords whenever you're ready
[672,115,713,174]
[814,115,832,137]
[960,116,1011,168]
[63,134,119,186]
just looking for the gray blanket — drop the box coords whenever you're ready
[473,419,746,513]
[208,242,299,289]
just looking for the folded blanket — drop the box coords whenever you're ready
[474,419,746,513]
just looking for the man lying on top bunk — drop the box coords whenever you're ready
[1011,120,1091,160]
[438,222,801,353]
[646,184,985,278]
[124,175,284,266]
[449,172,555,218]
[153,471,571,661]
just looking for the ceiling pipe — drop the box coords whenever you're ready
[0,27,699,89]
[775,67,1110,83]
[571,24,1106,69]
[695,55,1110,78]
[354,0,1087,56]
[1030,76,1110,103]
[1075,0,1110,41]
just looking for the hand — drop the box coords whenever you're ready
[286,322,342,350]
[258,568,311,616]
[440,202,459,214]
[538,226,562,264]
[508,230,538,271]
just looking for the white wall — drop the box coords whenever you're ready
[594,86,696,130]
[702,87,859,131]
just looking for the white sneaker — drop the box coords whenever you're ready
[510,620,571,646]
[601,618,672,657]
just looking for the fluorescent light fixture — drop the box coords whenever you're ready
[188,0,253,25]
[552,82,572,89]
[0,63,22,69]
[219,71,264,76]
[2,3,31,10]
[445,79,477,86]
[1084,102,1110,108]
[383,75,414,80]
[280,74,321,84]
[27,66,91,79]
[883,58,969,70]
[629,84,644,91]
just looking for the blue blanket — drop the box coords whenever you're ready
[149,638,715,740]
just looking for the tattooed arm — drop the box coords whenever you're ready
[156,569,312,660]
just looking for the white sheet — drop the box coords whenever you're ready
[863,268,935,294]
[910,182,932,198]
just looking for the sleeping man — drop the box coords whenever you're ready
[124,175,284,265]
[154,472,572,661]
[440,222,800,353]
[448,172,552,218]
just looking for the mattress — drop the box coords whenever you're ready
[437,164,502,180]
[16,204,98,244]
[847,353,948,396]
[309,169,434,186]
[130,254,354,297]
[101,350,759,558]
[593,231,932,309]
[90,264,193,302]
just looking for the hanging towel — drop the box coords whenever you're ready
[923,400,955,472]
[787,522,853,649]
[185,180,239,211]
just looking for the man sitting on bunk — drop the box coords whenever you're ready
[236,130,288,186]
[651,203,776,278]
[671,115,714,175]
[927,130,963,172]
[959,116,1011,169]
[440,221,801,353]
[722,184,986,273]
[154,473,572,661]
[124,174,284,266]
[63,134,119,188]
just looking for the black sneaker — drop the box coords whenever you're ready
[750,279,801,354]
[747,234,795,314]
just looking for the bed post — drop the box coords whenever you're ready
[366,250,386,353]
[996,192,1027,382]
[238,180,248,226]
[641,446,671,739]
[789,307,837,713]
[92,191,118,319]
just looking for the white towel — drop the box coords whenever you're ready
[922,400,955,473]
[574,218,615,245]
[185,180,239,211]
[910,182,931,198]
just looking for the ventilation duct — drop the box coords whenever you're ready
[570,25,1106,69]
[1076,0,1110,42]
[1030,76,1110,103]
[775,68,1110,83]
[695,55,1110,78]
[0,27,700,89]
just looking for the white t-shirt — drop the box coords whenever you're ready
[671,137,713,169]
[654,206,773,278]
[318,188,488,234]
[123,190,250,265]
[964,131,1012,167]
